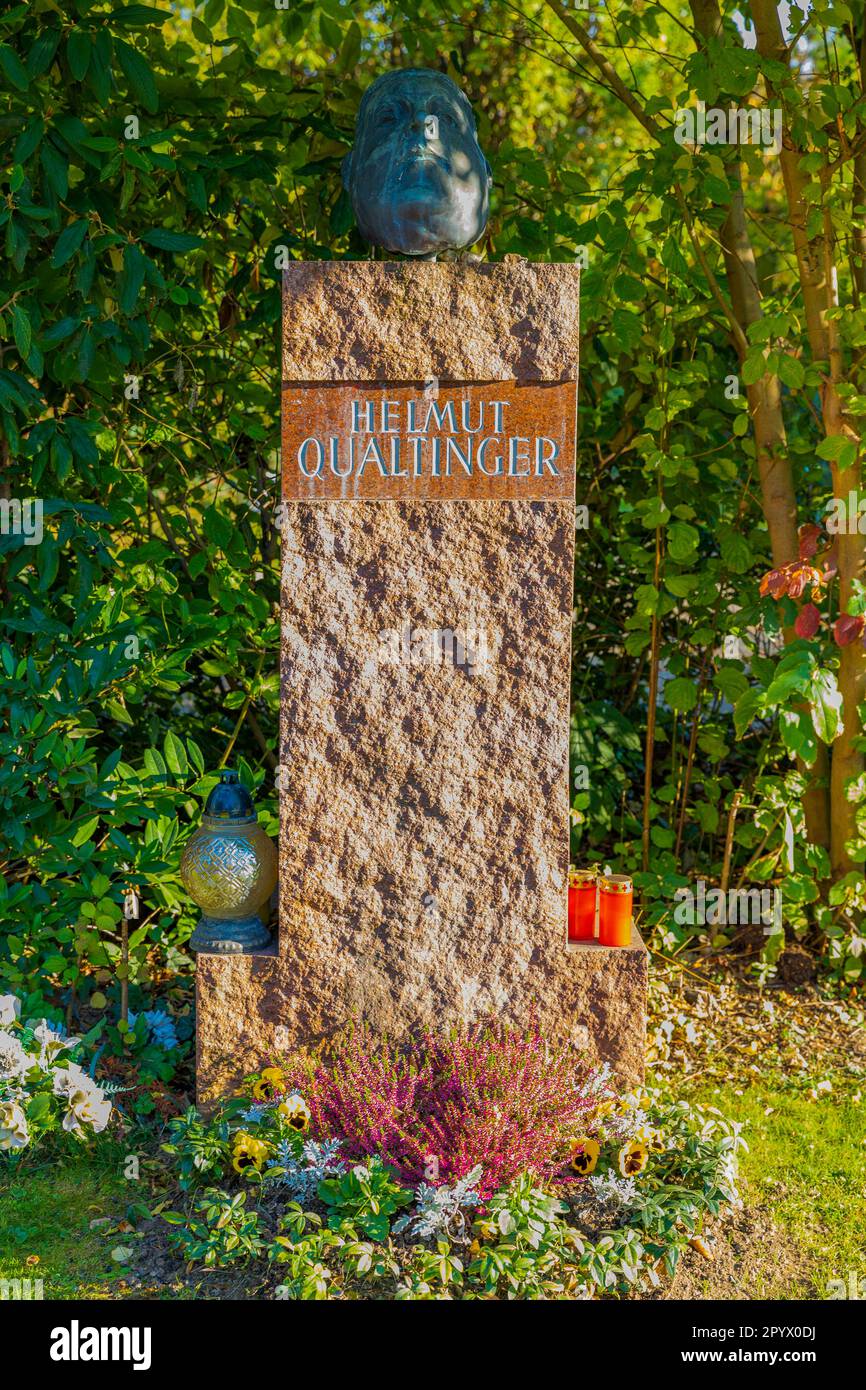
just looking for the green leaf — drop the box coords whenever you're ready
[41,141,69,198]
[719,527,753,574]
[734,687,762,738]
[817,434,857,470]
[665,677,697,713]
[765,666,811,706]
[52,219,88,268]
[71,816,100,848]
[0,43,29,92]
[110,5,173,24]
[141,227,204,252]
[777,354,804,389]
[319,13,343,48]
[66,31,92,82]
[203,506,233,548]
[27,29,61,78]
[713,667,749,702]
[27,1093,52,1120]
[115,38,159,113]
[811,668,843,744]
[12,304,31,360]
[164,730,189,776]
[667,520,699,562]
[14,117,43,164]
[118,243,146,313]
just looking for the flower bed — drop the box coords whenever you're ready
[0,994,113,1153]
[161,1022,745,1299]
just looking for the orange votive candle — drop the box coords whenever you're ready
[568,869,597,941]
[598,875,633,947]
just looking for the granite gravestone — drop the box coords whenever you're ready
[195,72,646,1103]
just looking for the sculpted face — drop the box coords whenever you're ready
[342,68,492,258]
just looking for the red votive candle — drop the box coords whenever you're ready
[568,869,597,941]
[598,875,633,947]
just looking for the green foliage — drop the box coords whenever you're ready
[318,1156,413,1242]
[468,1176,574,1298]
[164,1187,266,1268]
[161,1104,237,1191]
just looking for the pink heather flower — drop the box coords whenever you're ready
[281,1020,613,1196]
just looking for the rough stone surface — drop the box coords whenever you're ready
[197,260,648,1105]
[281,260,581,382]
[197,933,647,1104]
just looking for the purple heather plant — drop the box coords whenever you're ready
[282,1021,614,1195]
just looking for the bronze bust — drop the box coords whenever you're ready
[342,68,492,259]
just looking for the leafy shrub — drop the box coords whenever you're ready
[164,1188,265,1269]
[318,1156,412,1242]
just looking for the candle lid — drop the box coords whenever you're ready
[599,874,632,894]
[568,867,597,885]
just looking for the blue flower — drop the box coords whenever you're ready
[128,1008,179,1051]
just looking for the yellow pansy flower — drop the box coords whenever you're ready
[231,1132,271,1173]
[569,1137,600,1175]
[277,1093,311,1134]
[618,1141,649,1177]
[252,1066,285,1102]
[634,1124,665,1152]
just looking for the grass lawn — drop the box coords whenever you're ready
[0,1138,138,1299]
[650,961,866,1300]
[679,1078,866,1299]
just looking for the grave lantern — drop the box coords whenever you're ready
[181,769,277,954]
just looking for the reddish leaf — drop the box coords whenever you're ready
[218,292,239,332]
[820,541,838,580]
[798,522,822,559]
[787,563,821,599]
[834,614,865,647]
[760,567,789,598]
[794,603,821,638]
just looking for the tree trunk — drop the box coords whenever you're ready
[689,0,831,851]
[751,0,866,874]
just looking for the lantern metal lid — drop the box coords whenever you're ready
[203,768,256,825]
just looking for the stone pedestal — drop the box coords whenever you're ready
[196,260,647,1105]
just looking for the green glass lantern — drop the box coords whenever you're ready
[181,769,278,954]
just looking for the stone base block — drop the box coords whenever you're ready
[196,926,647,1106]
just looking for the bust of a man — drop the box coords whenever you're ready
[342,68,492,259]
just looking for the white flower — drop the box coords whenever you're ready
[0,995,21,1028]
[62,1085,112,1136]
[52,1061,90,1098]
[0,1030,30,1082]
[32,1021,73,1068]
[52,1062,112,1134]
[0,1098,29,1151]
